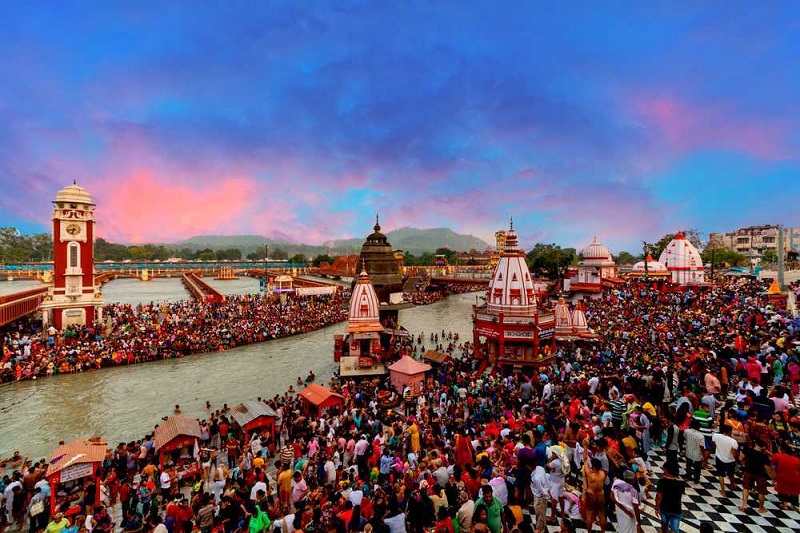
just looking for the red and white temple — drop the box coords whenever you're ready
[334,268,389,377]
[473,221,556,374]
[658,231,706,285]
[565,237,622,299]
[41,183,103,329]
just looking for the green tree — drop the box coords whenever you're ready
[760,248,778,265]
[196,248,217,260]
[526,243,576,279]
[616,251,638,265]
[216,248,243,260]
[271,247,288,260]
[289,253,307,264]
[701,247,746,267]
[312,254,332,267]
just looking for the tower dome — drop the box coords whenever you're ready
[356,215,403,304]
[346,268,383,333]
[571,302,589,333]
[487,219,537,315]
[658,231,706,285]
[581,237,614,266]
[54,181,94,207]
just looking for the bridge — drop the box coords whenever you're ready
[0,287,49,327]
[181,272,226,303]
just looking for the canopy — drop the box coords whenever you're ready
[422,350,451,364]
[154,416,201,452]
[388,355,431,375]
[229,400,279,433]
[299,384,344,407]
[46,437,107,479]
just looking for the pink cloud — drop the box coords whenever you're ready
[94,171,258,243]
[631,95,791,161]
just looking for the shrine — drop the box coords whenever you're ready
[41,182,103,329]
[658,231,706,285]
[334,267,389,377]
[564,237,621,299]
[472,220,555,374]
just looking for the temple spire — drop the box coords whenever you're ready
[509,216,514,231]
[374,212,380,232]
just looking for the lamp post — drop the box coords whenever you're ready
[642,241,650,279]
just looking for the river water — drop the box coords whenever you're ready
[0,278,476,459]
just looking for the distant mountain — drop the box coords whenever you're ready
[323,227,492,255]
[173,227,492,257]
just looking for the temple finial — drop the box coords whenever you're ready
[374,212,381,232]
[509,216,514,231]
[73,179,77,185]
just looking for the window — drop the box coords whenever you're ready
[763,237,775,243]
[69,243,79,268]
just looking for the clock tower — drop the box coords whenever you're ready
[41,182,103,329]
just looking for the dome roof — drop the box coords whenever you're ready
[487,219,537,314]
[356,215,403,303]
[580,237,615,267]
[582,238,612,260]
[632,255,668,272]
[554,296,573,335]
[658,231,705,285]
[571,302,588,332]
[346,269,383,333]
[54,182,94,206]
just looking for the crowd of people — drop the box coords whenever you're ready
[2,276,800,533]
[1,291,350,383]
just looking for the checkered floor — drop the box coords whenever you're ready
[541,449,800,532]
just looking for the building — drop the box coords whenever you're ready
[41,183,103,329]
[334,268,388,377]
[355,216,408,327]
[709,225,800,263]
[658,231,706,285]
[472,221,555,374]
[564,238,620,298]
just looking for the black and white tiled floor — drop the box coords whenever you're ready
[539,450,800,532]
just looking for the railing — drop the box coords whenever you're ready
[0,287,49,326]
[181,272,226,304]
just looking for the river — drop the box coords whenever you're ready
[0,278,476,459]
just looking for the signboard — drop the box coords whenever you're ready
[475,326,499,338]
[60,462,93,483]
[538,327,555,339]
[295,287,337,296]
[503,316,535,325]
[475,313,495,322]
[504,330,534,339]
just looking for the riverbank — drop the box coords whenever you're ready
[1,291,350,384]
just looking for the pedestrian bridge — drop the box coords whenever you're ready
[0,286,49,327]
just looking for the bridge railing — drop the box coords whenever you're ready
[0,286,49,326]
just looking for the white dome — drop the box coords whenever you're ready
[54,182,94,206]
[580,238,615,267]
[658,231,706,285]
[487,222,536,314]
[632,255,668,273]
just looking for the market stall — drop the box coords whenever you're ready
[228,400,279,452]
[299,384,345,416]
[153,416,202,481]
[46,437,108,514]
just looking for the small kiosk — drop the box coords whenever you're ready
[46,437,108,514]
[229,401,279,451]
[388,355,431,395]
[153,416,202,481]
[299,384,345,416]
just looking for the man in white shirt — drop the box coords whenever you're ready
[159,470,171,500]
[712,425,739,496]
[530,465,551,533]
[456,491,474,532]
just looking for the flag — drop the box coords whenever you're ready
[194,439,200,461]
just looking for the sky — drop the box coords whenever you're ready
[1,1,799,253]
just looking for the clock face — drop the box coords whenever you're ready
[66,223,81,236]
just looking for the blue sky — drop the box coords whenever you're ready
[1,1,798,253]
